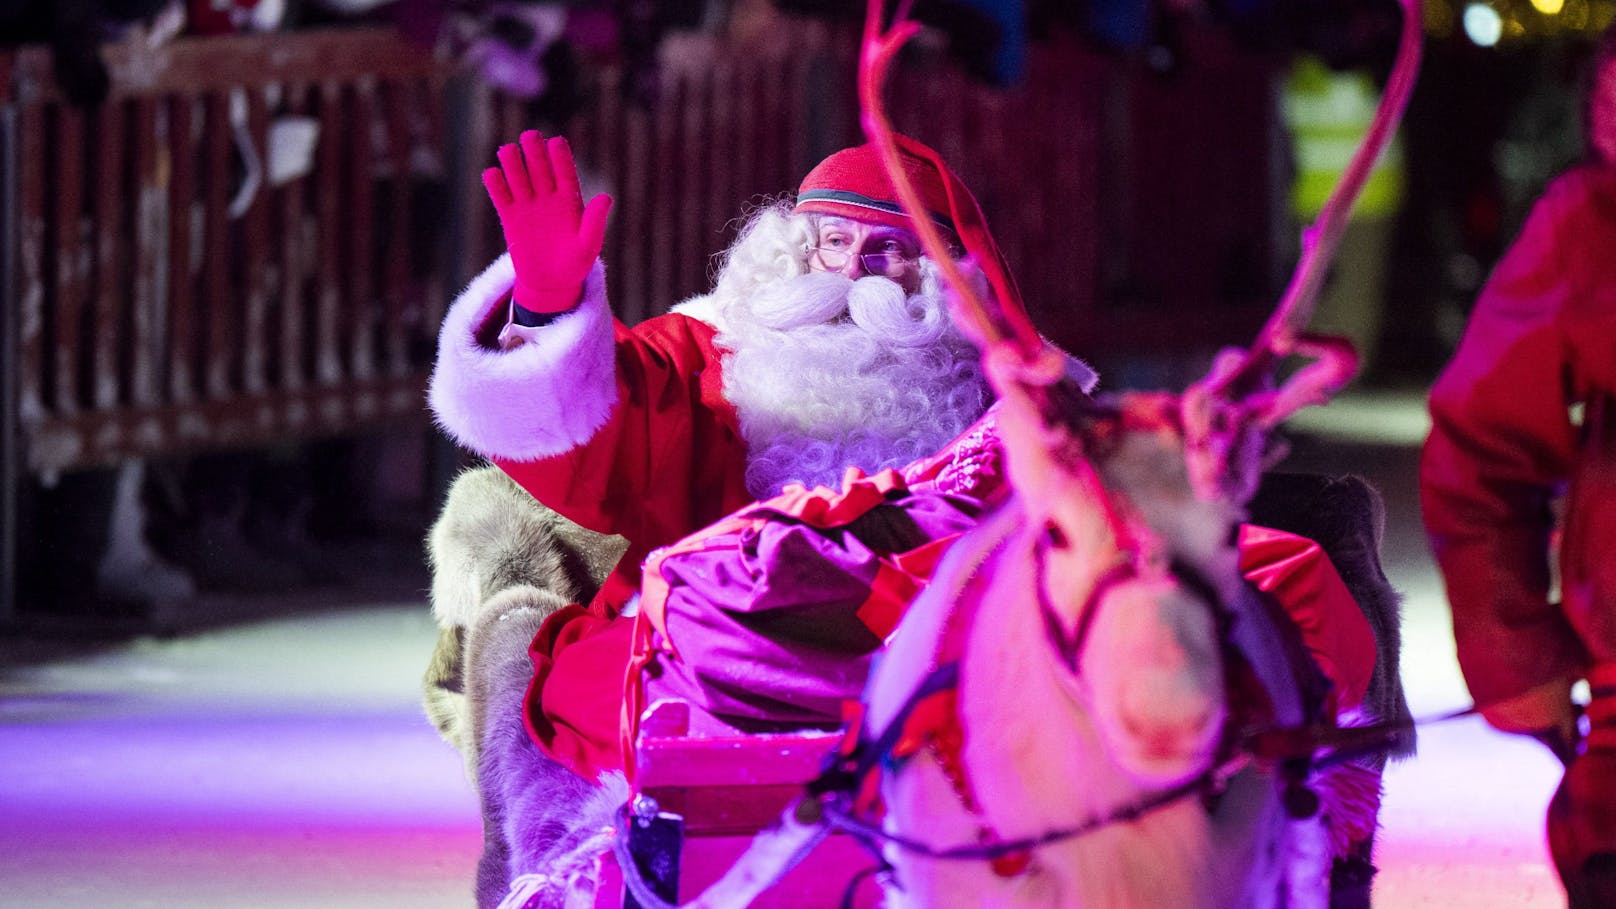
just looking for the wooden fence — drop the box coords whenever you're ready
[2,28,454,479]
[2,23,1284,618]
[0,28,471,619]
[471,25,1284,355]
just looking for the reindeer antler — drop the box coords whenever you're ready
[858,0,1145,550]
[1184,0,1422,502]
[1253,0,1423,373]
[856,0,1042,363]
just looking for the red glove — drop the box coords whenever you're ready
[482,131,613,314]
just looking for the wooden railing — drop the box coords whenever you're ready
[3,23,1281,472]
[2,22,1284,618]
[2,28,455,479]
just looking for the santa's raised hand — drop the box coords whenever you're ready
[483,131,613,314]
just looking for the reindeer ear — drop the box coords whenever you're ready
[1058,348,1100,395]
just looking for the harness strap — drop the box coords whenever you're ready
[812,660,961,798]
[815,755,1246,863]
[1040,555,1137,674]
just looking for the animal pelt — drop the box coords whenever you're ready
[423,459,623,744]
[422,463,626,779]
[1249,472,1415,760]
[1248,471,1413,909]
[466,590,628,909]
[426,463,624,631]
[422,464,629,909]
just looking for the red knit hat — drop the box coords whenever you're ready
[796,136,1027,340]
[794,142,957,235]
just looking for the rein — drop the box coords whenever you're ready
[802,647,1252,864]
[808,759,1245,862]
[801,521,1263,871]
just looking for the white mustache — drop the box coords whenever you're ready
[744,272,853,330]
[847,276,948,348]
[738,271,948,349]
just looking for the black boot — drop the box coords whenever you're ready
[1547,749,1616,909]
[1562,853,1616,909]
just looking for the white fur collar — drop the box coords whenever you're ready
[669,292,723,332]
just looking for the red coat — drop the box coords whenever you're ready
[497,311,773,779]
[1422,165,1616,707]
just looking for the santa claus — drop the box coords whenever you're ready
[428,130,1042,602]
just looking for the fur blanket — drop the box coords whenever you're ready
[423,465,628,908]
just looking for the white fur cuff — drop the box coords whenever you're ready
[429,255,618,461]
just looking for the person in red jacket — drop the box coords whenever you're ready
[1421,24,1616,909]
[428,133,1036,906]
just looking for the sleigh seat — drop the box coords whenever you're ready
[591,698,883,908]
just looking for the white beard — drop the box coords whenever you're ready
[715,268,990,500]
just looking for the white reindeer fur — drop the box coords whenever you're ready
[866,442,1333,908]
[429,255,617,462]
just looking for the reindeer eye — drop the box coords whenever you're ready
[1044,521,1069,550]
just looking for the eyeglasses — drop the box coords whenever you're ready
[809,245,918,278]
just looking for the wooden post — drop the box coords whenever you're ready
[241,85,272,396]
[15,102,45,438]
[279,84,310,394]
[314,79,344,386]
[381,78,414,378]
[166,94,197,404]
[90,100,125,412]
[1,103,20,624]
[52,106,86,416]
[130,96,163,409]
[346,77,378,384]
[200,90,233,400]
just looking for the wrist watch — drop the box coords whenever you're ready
[496,296,562,351]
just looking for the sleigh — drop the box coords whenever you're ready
[438,410,1411,908]
[581,469,1408,909]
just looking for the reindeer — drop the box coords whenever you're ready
[844,347,1357,909]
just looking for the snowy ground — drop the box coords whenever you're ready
[0,391,1568,909]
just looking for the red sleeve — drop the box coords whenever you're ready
[1238,524,1377,716]
[496,314,753,608]
[1419,174,1587,705]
